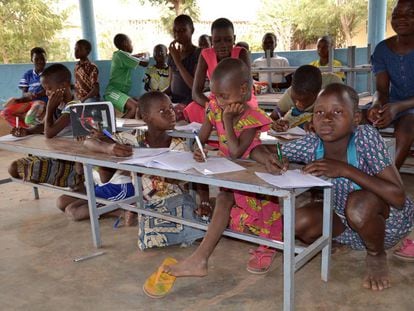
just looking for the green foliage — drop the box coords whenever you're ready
[0,0,69,64]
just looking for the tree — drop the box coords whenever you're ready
[0,0,70,64]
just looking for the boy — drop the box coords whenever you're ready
[270,65,343,131]
[74,39,100,102]
[1,47,48,128]
[104,33,148,118]
[143,44,169,92]
[252,32,291,90]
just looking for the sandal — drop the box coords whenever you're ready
[195,201,213,220]
[247,246,277,274]
[143,257,178,298]
[393,238,414,262]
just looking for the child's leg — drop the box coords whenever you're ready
[195,183,212,217]
[56,195,79,212]
[0,101,33,128]
[394,114,414,169]
[164,190,235,277]
[123,98,139,119]
[104,90,138,119]
[64,199,89,221]
[8,160,20,179]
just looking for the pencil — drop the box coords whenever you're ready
[276,142,283,161]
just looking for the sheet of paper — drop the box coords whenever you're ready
[116,118,146,128]
[269,127,307,136]
[255,169,332,189]
[174,122,202,132]
[151,151,195,171]
[119,148,170,165]
[193,157,246,175]
[0,134,35,142]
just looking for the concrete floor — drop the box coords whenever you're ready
[1,146,414,310]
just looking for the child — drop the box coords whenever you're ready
[143,44,169,92]
[185,17,255,123]
[74,39,100,103]
[253,83,414,291]
[309,36,345,81]
[167,15,201,120]
[270,65,343,131]
[145,59,284,297]
[8,64,83,189]
[1,47,47,128]
[198,34,211,49]
[104,33,148,118]
[252,32,291,90]
[236,41,250,51]
[368,0,414,260]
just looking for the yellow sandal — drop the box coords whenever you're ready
[143,257,178,298]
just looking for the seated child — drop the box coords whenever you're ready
[143,44,169,92]
[270,65,343,131]
[253,83,414,291]
[252,32,291,90]
[309,35,345,81]
[143,59,284,298]
[74,39,100,103]
[8,64,83,189]
[104,33,148,118]
[198,34,211,49]
[1,47,48,128]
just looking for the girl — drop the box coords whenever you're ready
[253,83,414,291]
[184,17,256,123]
[144,59,284,298]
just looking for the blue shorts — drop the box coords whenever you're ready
[95,182,134,201]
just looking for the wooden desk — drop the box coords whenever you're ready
[0,135,333,311]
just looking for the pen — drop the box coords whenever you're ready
[193,130,207,162]
[73,251,105,262]
[102,129,118,143]
[274,106,283,120]
[16,117,19,128]
[276,142,283,161]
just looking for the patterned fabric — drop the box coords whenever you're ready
[207,98,282,240]
[283,107,313,129]
[143,65,169,92]
[282,125,414,250]
[309,59,345,80]
[74,60,99,100]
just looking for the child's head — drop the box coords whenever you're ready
[153,44,167,66]
[236,41,250,51]
[74,39,92,60]
[173,15,194,45]
[114,33,133,53]
[313,83,361,142]
[391,0,414,35]
[291,65,322,112]
[40,64,72,98]
[262,33,277,52]
[316,36,332,60]
[30,47,46,73]
[139,91,176,130]
[198,34,211,49]
[210,58,251,109]
[211,18,235,60]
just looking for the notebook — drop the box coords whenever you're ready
[68,102,115,137]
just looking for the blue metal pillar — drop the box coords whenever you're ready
[79,0,99,60]
[367,0,387,49]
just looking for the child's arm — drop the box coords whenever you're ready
[43,90,70,138]
[11,124,44,137]
[303,160,406,208]
[83,138,133,157]
[192,54,209,107]
[250,144,289,174]
[169,41,195,89]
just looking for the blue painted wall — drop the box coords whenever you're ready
[0,47,371,109]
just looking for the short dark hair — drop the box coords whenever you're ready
[292,65,323,95]
[211,58,251,97]
[30,47,46,59]
[41,64,71,84]
[113,33,129,49]
[211,17,234,33]
[262,32,277,43]
[318,35,332,46]
[174,14,194,31]
[139,91,170,115]
[320,83,359,110]
[76,39,92,54]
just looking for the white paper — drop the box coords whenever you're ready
[255,169,332,189]
[269,127,307,136]
[193,157,246,175]
[120,148,170,165]
[174,122,202,132]
[116,118,146,128]
[0,134,35,142]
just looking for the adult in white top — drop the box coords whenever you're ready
[252,32,292,90]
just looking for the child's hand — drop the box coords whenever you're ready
[367,105,381,125]
[107,143,133,157]
[193,147,208,162]
[47,88,65,111]
[303,159,348,178]
[264,154,289,175]
[168,40,182,64]
[11,127,30,137]
[303,122,314,133]
[271,119,289,132]
[223,103,245,121]
[374,104,398,128]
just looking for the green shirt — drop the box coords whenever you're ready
[106,50,140,94]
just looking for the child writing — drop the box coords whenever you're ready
[185,17,254,123]
[143,44,169,92]
[104,33,148,118]
[253,83,414,291]
[1,47,48,128]
[270,65,343,131]
[143,59,284,298]
[368,0,414,259]
[74,39,100,103]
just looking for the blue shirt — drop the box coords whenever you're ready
[19,69,48,102]
[371,40,414,103]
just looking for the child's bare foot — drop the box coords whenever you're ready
[163,254,208,277]
[362,252,390,291]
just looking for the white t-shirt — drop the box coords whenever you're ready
[252,55,290,83]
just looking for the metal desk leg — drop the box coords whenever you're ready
[283,194,295,311]
[321,187,333,281]
[83,163,101,248]
[132,173,144,209]
[33,186,39,199]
